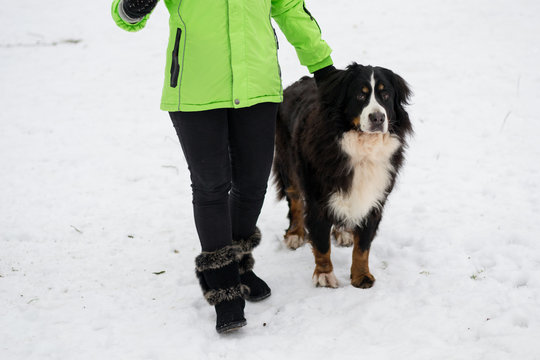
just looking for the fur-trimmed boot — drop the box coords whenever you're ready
[233,228,272,302]
[195,246,248,333]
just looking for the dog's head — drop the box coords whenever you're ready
[319,63,412,137]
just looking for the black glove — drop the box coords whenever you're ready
[122,0,158,19]
[313,65,337,86]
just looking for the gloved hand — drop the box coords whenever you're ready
[122,0,158,20]
[313,65,337,86]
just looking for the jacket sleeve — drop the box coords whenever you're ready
[271,0,333,73]
[111,0,158,32]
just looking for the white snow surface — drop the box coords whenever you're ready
[1,0,540,359]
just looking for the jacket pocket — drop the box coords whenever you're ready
[170,28,182,88]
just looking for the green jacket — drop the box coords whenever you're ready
[111,0,332,112]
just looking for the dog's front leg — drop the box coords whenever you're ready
[351,241,374,288]
[305,206,337,288]
[350,210,382,288]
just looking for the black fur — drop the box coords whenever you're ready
[273,63,413,259]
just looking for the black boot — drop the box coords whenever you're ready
[233,228,272,302]
[195,246,248,333]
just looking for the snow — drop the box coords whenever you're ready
[1,0,540,359]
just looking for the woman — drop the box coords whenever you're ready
[111,0,334,333]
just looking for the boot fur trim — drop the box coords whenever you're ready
[204,284,250,306]
[195,268,249,305]
[238,253,255,274]
[195,245,238,272]
[233,227,261,256]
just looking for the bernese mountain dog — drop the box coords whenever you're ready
[273,63,413,288]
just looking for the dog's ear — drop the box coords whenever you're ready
[381,68,413,136]
[318,69,354,109]
[391,71,412,109]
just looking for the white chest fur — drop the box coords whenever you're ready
[328,132,402,227]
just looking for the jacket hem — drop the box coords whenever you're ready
[160,95,283,112]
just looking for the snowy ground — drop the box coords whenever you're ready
[1,0,540,359]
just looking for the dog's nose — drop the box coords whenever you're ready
[369,112,386,125]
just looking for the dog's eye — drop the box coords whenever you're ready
[357,94,367,101]
[381,92,390,101]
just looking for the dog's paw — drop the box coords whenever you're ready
[351,273,375,289]
[312,271,339,288]
[334,229,354,247]
[284,234,306,250]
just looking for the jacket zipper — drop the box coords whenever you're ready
[170,28,182,88]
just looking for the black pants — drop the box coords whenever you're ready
[170,102,278,252]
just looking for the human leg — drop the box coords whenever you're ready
[169,109,232,252]
[227,103,278,301]
[169,110,246,332]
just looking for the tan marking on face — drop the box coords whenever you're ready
[377,83,385,90]
[352,116,361,127]
[312,246,333,275]
[350,232,375,288]
[362,86,370,94]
